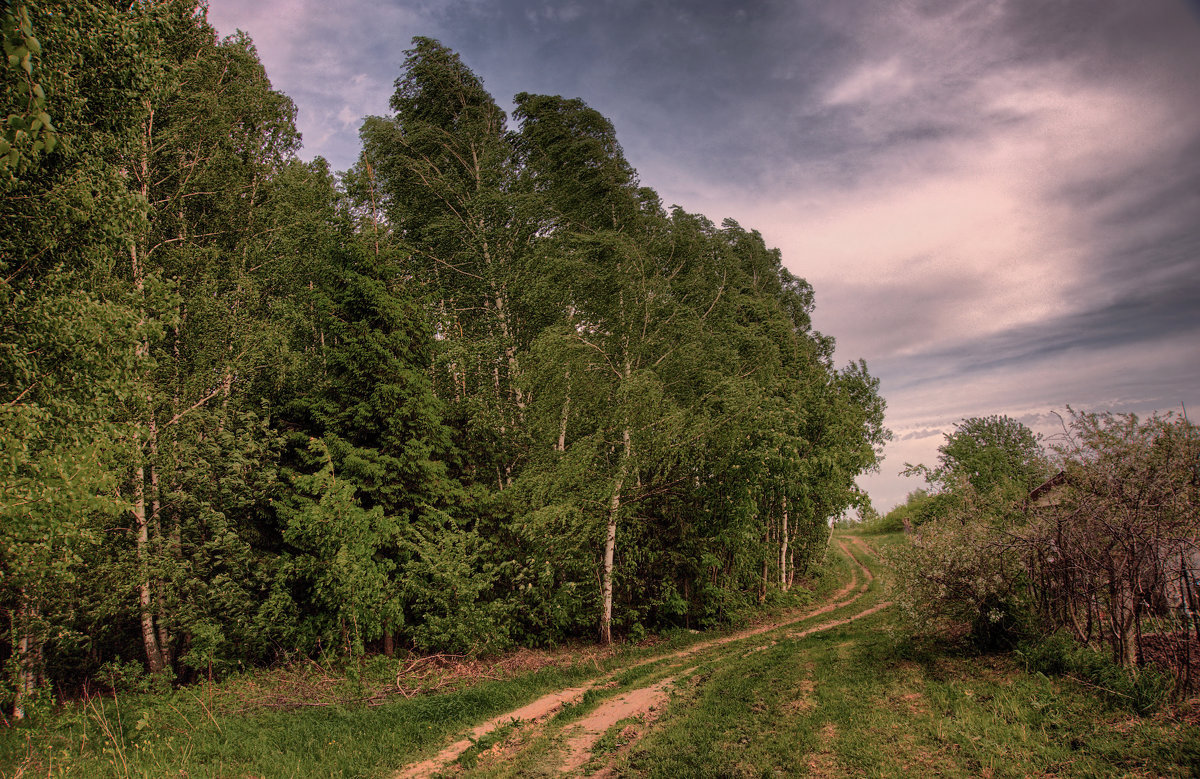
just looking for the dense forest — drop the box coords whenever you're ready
[0,2,888,718]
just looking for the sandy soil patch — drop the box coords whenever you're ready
[395,686,588,778]
[557,677,676,775]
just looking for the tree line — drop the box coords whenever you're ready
[0,2,888,719]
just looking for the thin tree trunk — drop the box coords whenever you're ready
[1108,560,1138,666]
[130,112,166,675]
[780,496,789,591]
[11,592,38,721]
[382,624,395,658]
[1183,557,1200,691]
[1066,581,1089,643]
[133,449,166,674]
[759,511,769,604]
[556,367,571,452]
[147,417,173,669]
[600,425,631,645]
[1185,555,1200,648]
[365,160,381,257]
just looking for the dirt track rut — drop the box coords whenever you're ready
[394,535,887,778]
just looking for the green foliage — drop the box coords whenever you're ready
[889,482,1035,648]
[512,91,638,229]
[1,2,58,175]
[1,19,892,712]
[400,519,511,655]
[908,415,1049,500]
[868,487,939,532]
[889,416,1050,644]
[1018,632,1176,714]
[273,438,399,656]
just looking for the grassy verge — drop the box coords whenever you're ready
[1,662,600,778]
[611,532,1200,778]
[0,555,836,778]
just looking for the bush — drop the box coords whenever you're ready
[889,488,1032,649]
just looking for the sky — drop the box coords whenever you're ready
[206,0,1200,512]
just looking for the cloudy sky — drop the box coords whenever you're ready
[206,0,1200,511]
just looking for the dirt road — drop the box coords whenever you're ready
[395,535,887,778]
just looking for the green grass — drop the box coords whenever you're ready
[8,533,1195,778]
[1,662,600,778]
[608,533,1200,778]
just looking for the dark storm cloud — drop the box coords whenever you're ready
[419,0,1045,206]
[425,0,858,190]
[815,269,992,357]
[889,275,1200,391]
[1000,0,1200,82]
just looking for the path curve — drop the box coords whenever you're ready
[394,535,885,778]
[566,537,889,776]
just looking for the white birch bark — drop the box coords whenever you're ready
[556,367,571,452]
[600,425,631,645]
[780,495,789,591]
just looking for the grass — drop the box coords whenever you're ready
[0,561,830,778]
[608,533,1200,778]
[1,663,598,778]
[6,532,1196,777]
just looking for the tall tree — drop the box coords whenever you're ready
[105,0,302,674]
[0,0,158,716]
[357,38,535,487]
[909,415,1048,501]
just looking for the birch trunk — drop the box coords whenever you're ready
[130,110,166,674]
[556,367,571,452]
[11,592,37,720]
[780,496,789,591]
[147,417,173,668]
[600,425,631,645]
[133,450,166,674]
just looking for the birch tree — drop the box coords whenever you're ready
[357,38,536,487]
[0,0,149,715]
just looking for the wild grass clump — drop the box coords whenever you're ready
[1017,631,1176,714]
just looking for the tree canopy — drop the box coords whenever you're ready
[1,14,888,719]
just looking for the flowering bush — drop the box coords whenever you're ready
[889,481,1032,648]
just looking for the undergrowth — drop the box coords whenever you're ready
[1017,631,1178,714]
[0,568,834,777]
